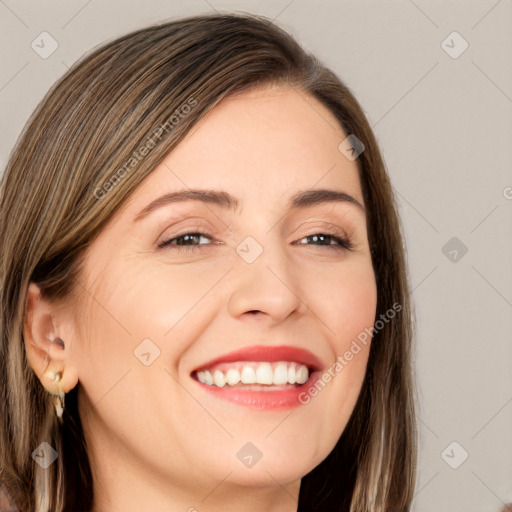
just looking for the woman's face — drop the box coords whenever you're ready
[67,85,377,503]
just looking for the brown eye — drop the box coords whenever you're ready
[158,231,218,252]
[296,233,353,251]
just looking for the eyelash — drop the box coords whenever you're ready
[158,230,354,253]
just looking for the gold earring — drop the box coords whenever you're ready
[45,371,65,419]
[54,389,65,419]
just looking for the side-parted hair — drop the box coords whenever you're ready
[0,12,417,512]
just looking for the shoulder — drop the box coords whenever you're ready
[0,474,29,512]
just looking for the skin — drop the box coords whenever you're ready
[24,85,377,512]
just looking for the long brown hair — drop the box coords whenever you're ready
[0,12,417,511]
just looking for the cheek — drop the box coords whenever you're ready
[302,258,377,432]
[332,274,377,349]
[79,258,206,343]
[308,256,377,346]
[328,260,377,389]
[71,257,224,394]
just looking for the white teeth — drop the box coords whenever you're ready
[273,362,289,385]
[240,366,257,384]
[255,362,273,385]
[296,365,309,384]
[295,365,309,384]
[197,370,213,385]
[213,370,226,387]
[225,368,241,386]
[288,364,296,384]
[195,361,311,388]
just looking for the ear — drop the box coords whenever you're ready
[23,282,79,396]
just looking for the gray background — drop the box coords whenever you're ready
[1,1,511,510]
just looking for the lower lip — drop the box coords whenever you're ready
[192,371,322,410]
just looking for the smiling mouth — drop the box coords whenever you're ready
[189,344,324,410]
[191,360,314,388]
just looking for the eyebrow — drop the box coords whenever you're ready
[133,187,365,223]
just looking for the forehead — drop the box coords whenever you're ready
[124,85,364,216]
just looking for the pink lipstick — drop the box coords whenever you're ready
[190,345,324,410]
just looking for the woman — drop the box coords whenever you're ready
[0,12,417,512]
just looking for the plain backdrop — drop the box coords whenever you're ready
[0,1,511,511]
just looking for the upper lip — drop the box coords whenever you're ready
[192,345,325,373]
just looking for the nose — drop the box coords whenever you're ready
[226,237,308,325]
